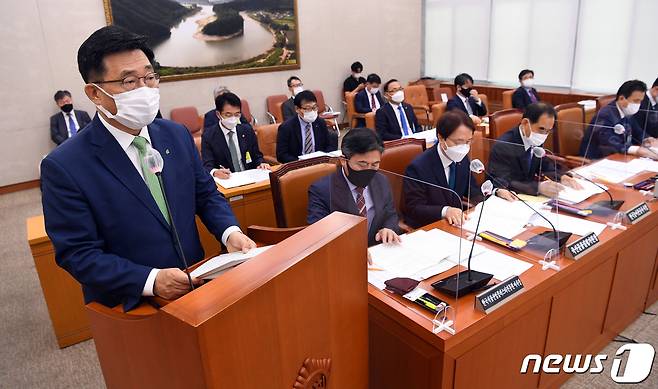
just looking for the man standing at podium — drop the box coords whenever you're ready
[40,26,255,311]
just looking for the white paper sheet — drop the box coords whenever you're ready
[468,249,533,282]
[214,169,271,189]
[574,159,642,184]
[529,211,607,237]
[191,246,272,279]
[404,129,437,144]
[297,150,342,160]
[557,178,606,204]
[463,196,538,239]
[626,158,658,173]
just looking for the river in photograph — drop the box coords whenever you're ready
[153,5,275,67]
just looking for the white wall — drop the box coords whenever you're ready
[0,0,422,186]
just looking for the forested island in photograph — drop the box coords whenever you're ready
[104,0,299,80]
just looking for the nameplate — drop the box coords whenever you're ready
[475,276,524,314]
[626,202,651,224]
[228,195,244,202]
[565,232,599,260]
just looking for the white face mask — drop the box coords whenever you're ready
[369,87,379,95]
[621,102,641,116]
[443,142,470,162]
[354,73,363,79]
[95,85,160,130]
[302,110,318,123]
[528,131,548,147]
[292,86,304,96]
[391,91,405,104]
[220,115,239,130]
[521,78,535,88]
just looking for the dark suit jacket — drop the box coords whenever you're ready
[578,101,644,159]
[403,145,482,229]
[374,102,420,141]
[40,115,238,311]
[201,123,264,173]
[49,110,92,145]
[488,126,563,195]
[512,87,540,110]
[307,167,399,246]
[355,89,385,114]
[203,110,248,129]
[343,75,366,93]
[282,98,297,122]
[276,116,338,163]
[446,95,488,117]
[636,94,658,138]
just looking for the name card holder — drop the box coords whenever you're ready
[565,232,600,260]
[625,202,651,224]
[475,276,524,314]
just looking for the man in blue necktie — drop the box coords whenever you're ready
[49,90,92,145]
[374,79,420,141]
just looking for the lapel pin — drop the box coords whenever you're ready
[165,149,170,155]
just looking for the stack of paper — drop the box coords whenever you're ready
[463,196,538,239]
[574,159,643,184]
[529,211,607,236]
[404,129,437,145]
[557,178,606,204]
[626,158,658,173]
[190,246,272,279]
[214,169,271,189]
[297,150,343,160]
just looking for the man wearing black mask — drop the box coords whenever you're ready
[307,128,400,247]
[49,90,92,145]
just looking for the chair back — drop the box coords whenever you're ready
[365,112,376,130]
[431,103,447,127]
[170,107,201,134]
[380,139,426,215]
[270,157,340,227]
[312,90,329,113]
[555,102,586,157]
[254,124,279,164]
[489,109,523,139]
[405,85,431,126]
[469,129,490,185]
[596,94,615,112]
[266,94,288,123]
[241,99,254,125]
[502,90,514,110]
[478,94,489,111]
[345,91,359,127]
[431,87,454,103]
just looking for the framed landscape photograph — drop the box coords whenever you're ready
[103,0,300,81]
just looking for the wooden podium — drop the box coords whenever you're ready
[86,213,369,389]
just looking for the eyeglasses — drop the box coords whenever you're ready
[536,126,552,134]
[290,83,304,88]
[94,72,160,91]
[299,105,318,112]
[387,86,404,94]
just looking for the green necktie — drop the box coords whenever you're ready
[131,136,170,224]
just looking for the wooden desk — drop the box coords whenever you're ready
[216,174,277,231]
[369,155,658,389]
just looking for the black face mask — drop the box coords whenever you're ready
[460,87,471,98]
[346,163,377,188]
[60,104,73,113]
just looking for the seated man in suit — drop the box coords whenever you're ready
[203,86,248,129]
[512,69,541,110]
[636,77,658,138]
[354,73,385,127]
[446,73,487,125]
[307,128,400,246]
[276,90,338,163]
[282,76,304,122]
[41,26,255,311]
[404,111,515,228]
[375,79,420,141]
[49,90,92,145]
[201,92,270,179]
[343,61,366,94]
[579,80,658,160]
[489,103,582,197]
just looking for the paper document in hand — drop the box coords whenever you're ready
[530,211,606,236]
[558,178,605,204]
[574,159,642,184]
[214,169,271,189]
[463,196,537,239]
[191,246,273,279]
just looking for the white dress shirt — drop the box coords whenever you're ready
[341,168,374,228]
[368,90,381,110]
[98,115,241,297]
[648,90,657,107]
[437,146,454,218]
[389,102,411,136]
[62,110,80,138]
[298,116,316,154]
[210,122,244,176]
[615,103,640,155]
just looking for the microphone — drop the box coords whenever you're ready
[462,180,494,279]
[566,171,623,210]
[143,146,195,291]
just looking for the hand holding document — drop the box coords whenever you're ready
[190,246,272,280]
[214,169,271,189]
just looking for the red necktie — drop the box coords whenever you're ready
[355,187,366,217]
[371,94,377,110]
